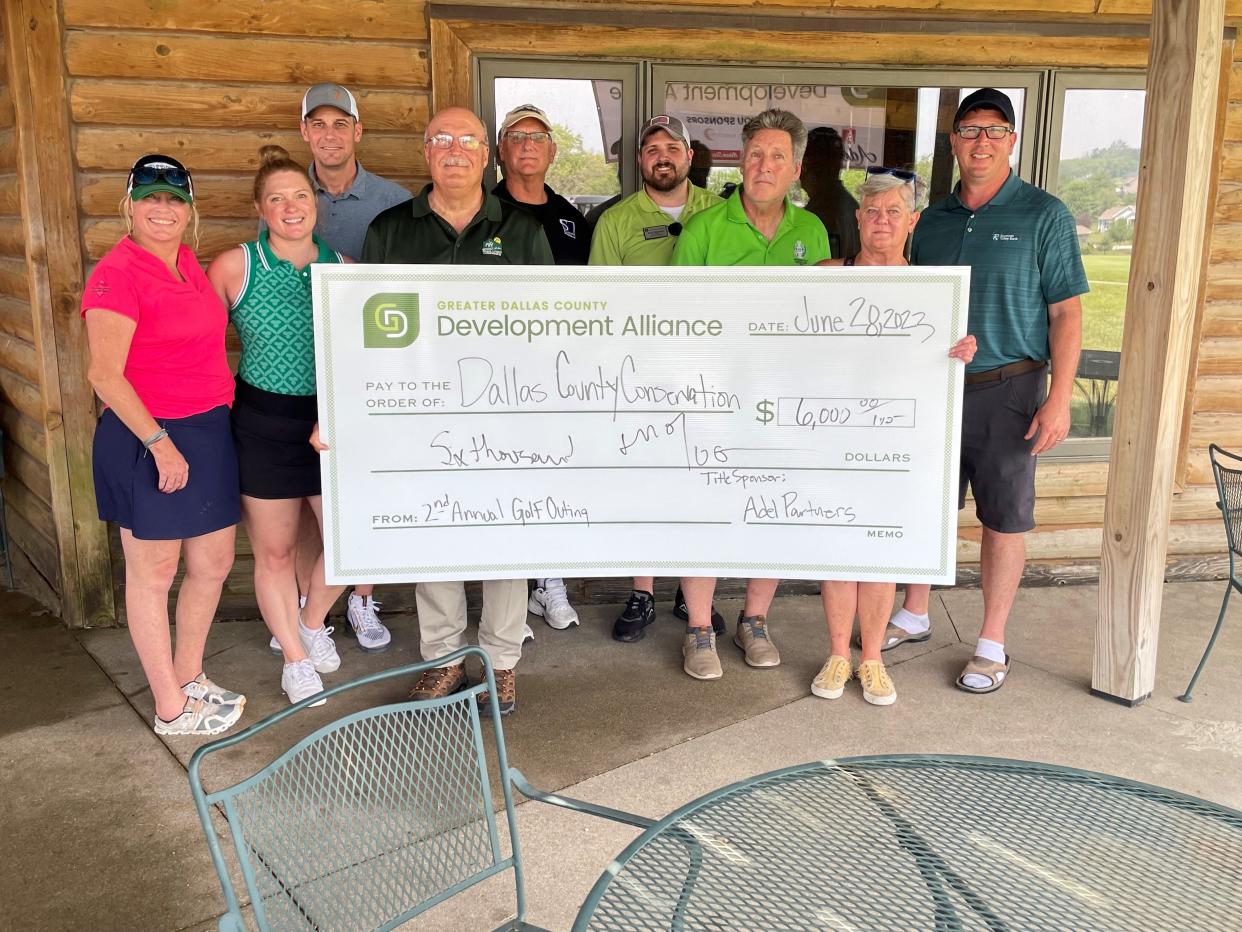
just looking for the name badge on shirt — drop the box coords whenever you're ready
[642,225,671,241]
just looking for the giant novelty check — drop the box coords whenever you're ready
[313,265,968,584]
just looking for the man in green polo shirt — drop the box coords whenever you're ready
[589,114,721,267]
[672,108,829,682]
[588,115,727,646]
[895,88,1086,695]
[361,106,552,716]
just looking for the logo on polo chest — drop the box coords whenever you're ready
[793,240,807,264]
[559,218,577,239]
[482,237,503,257]
[992,233,1020,242]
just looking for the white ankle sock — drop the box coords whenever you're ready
[975,638,1005,663]
[891,607,930,634]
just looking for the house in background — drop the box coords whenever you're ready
[1099,204,1138,232]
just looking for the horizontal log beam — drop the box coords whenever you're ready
[65,31,430,88]
[70,80,428,133]
[63,0,429,41]
[74,127,426,179]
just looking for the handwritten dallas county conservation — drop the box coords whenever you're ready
[312,265,968,585]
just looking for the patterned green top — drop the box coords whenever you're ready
[230,232,343,395]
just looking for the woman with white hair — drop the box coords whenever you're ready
[812,167,975,706]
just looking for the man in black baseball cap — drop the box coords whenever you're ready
[893,86,1088,695]
[953,87,1016,128]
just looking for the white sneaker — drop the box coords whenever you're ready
[154,696,243,736]
[269,596,309,654]
[522,622,535,644]
[300,621,340,673]
[282,659,326,706]
[529,578,580,630]
[346,593,392,652]
[183,673,245,709]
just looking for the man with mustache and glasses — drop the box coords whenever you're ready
[588,115,727,646]
[360,107,553,716]
[672,108,829,681]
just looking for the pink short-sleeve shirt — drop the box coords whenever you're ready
[81,237,234,419]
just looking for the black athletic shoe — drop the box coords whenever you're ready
[612,590,656,642]
[672,586,726,637]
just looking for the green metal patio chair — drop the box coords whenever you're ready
[190,646,584,931]
[1179,443,1242,702]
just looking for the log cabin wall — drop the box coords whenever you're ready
[2,0,114,625]
[62,0,433,620]
[1,0,1238,624]
[0,18,61,613]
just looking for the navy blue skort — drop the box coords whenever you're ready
[92,405,241,540]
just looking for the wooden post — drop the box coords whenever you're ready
[3,0,115,626]
[1095,0,1225,703]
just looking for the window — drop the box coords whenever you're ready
[1045,74,1146,450]
[478,60,1145,458]
[651,66,1039,260]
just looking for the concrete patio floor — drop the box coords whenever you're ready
[1,580,1239,931]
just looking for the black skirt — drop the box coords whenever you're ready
[230,378,322,499]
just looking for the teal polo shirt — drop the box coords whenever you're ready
[671,188,829,267]
[912,172,1088,373]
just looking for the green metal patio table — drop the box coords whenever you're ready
[569,754,1242,931]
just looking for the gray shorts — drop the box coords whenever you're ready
[959,365,1048,533]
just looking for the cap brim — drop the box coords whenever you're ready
[641,126,689,147]
[501,115,551,135]
[131,182,192,203]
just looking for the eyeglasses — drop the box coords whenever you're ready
[425,133,485,151]
[503,130,552,145]
[955,125,1014,140]
[865,166,917,182]
[128,163,193,196]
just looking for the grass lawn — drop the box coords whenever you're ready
[1081,253,1129,352]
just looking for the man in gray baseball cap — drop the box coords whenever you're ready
[298,82,412,261]
[277,82,414,658]
[492,103,591,265]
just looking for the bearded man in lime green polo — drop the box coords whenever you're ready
[672,108,829,681]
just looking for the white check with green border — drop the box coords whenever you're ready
[312,264,969,584]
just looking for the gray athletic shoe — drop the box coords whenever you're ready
[153,696,243,736]
[682,626,723,680]
[183,673,245,708]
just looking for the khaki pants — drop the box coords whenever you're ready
[415,579,527,670]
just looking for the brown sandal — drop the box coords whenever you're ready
[956,653,1011,694]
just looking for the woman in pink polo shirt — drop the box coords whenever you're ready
[82,155,243,737]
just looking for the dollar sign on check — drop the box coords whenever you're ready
[755,399,775,425]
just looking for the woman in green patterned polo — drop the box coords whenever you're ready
[208,145,355,707]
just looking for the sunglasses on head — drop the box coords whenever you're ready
[865,166,917,182]
[128,162,193,196]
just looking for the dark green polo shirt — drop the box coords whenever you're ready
[912,172,1088,373]
[671,188,829,267]
[360,183,553,266]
